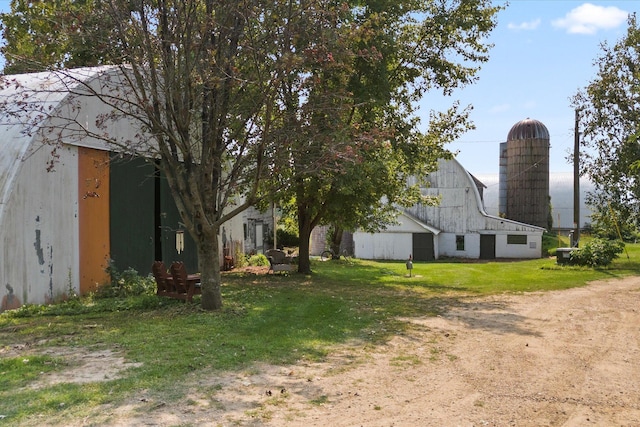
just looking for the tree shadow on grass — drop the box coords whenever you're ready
[436,299,542,337]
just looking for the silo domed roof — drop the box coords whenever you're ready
[507,118,549,141]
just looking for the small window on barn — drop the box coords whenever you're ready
[456,235,465,251]
[507,234,527,245]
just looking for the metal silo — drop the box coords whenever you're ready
[498,142,508,216]
[504,118,550,229]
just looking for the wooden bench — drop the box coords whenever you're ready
[265,249,293,273]
[152,261,201,302]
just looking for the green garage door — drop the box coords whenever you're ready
[412,233,435,261]
[480,234,496,260]
[109,155,155,274]
[110,155,198,275]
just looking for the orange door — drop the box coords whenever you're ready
[78,147,111,294]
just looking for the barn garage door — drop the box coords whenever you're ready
[412,233,434,261]
[109,155,155,274]
[109,155,198,274]
[480,234,496,260]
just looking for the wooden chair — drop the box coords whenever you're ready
[169,261,202,302]
[152,261,172,296]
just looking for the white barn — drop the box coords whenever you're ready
[0,68,243,311]
[353,158,545,261]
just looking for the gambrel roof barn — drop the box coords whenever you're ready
[353,158,545,261]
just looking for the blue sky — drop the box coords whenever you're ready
[423,1,637,174]
[0,1,636,174]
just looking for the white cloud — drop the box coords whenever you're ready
[507,19,541,31]
[552,3,628,35]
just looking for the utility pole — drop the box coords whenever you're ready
[573,109,580,247]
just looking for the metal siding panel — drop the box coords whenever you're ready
[160,175,198,272]
[495,234,542,258]
[354,232,412,260]
[1,145,81,307]
[109,155,155,275]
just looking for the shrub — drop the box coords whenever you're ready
[570,238,625,267]
[97,262,156,298]
[277,228,299,247]
[234,245,248,268]
[247,253,269,267]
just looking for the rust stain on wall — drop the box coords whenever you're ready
[1,284,22,312]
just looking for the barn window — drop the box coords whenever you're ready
[456,235,465,251]
[507,234,527,245]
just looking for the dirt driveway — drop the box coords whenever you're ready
[38,276,640,426]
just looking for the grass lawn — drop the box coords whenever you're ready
[1,243,639,424]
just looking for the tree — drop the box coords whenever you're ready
[1,0,501,299]
[0,0,114,74]
[572,13,640,236]
[266,0,500,273]
[1,0,313,310]
[3,0,414,306]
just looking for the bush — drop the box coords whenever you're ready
[247,253,269,267]
[570,238,625,267]
[97,262,156,298]
[277,228,299,247]
[234,245,248,268]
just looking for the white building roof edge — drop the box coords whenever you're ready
[454,156,546,233]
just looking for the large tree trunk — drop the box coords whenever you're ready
[197,226,223,310]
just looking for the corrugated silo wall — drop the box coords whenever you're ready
[498,142,507,216]
[506,138,549,229]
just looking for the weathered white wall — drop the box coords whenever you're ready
[353,232,413,260]
[354,212,439,260]
[495,233,542,258]
[1,145,79,305]
[437,232,481,258]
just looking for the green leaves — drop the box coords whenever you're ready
[268,1,500,271]
[572,13,640,235]
[0,0,115,74]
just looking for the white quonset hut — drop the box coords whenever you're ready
[0,67,243,311]
[353,158,545,261]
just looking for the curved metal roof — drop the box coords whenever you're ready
[0,66,120,225]
[507,118,549,141]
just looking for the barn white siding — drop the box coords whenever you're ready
[354,232,413,260]
[495,233,542,258]
[354,212,440,260]
[356,158,545,261]
[437,232,481,258]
